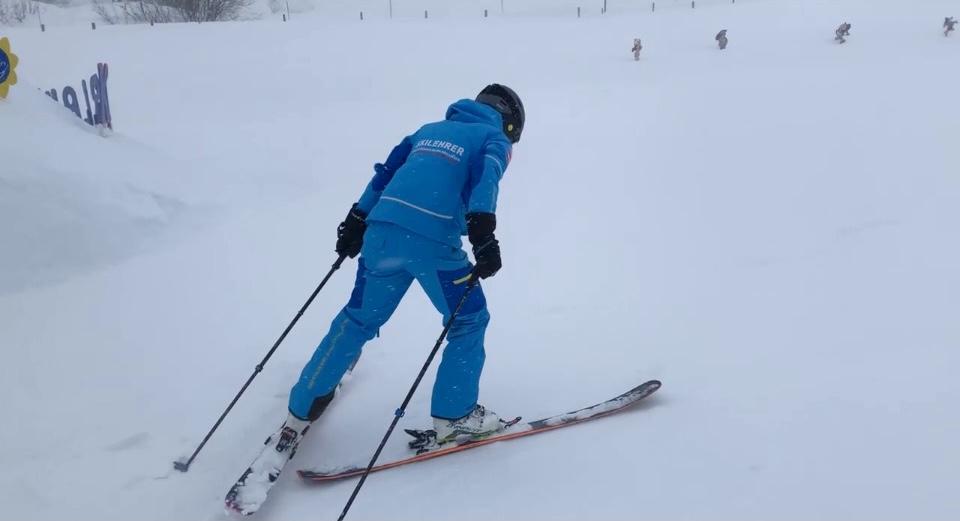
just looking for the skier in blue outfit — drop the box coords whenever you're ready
[263,84,525,464]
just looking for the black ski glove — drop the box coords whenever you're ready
[466,212,501,279]
[336,204,367,258]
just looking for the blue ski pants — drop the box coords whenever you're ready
[289,221,489,421]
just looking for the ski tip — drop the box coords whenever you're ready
[623,380,661,401]
[642,380,662,394]
[225,496,259,517]
[224,500,246,517]
[639,379,662,390]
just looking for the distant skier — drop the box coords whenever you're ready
[244,84,524,478]
[835,22,852,43]
[632,38,643,61]
[716,29,728,50]
[945,17,957,37]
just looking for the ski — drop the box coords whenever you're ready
[297,379,661,483]
[224,377,350,515]
[224,424,302,516]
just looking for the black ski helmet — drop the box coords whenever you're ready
[476,84,525,144]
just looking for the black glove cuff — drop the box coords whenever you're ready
[466,212,496,245]
[348,204,368,222]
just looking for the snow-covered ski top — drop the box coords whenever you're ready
[357,99,513,248]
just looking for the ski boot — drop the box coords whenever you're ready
[406,404,507,454]
[225,414,311,514]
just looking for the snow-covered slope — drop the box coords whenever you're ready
[0,88,193,292]
[1,0,958,519]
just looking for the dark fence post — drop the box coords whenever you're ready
[91,21,96,30]
[652,2,655,12]
[577,6,580,17]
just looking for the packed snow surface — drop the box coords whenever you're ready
[1,0,958,519]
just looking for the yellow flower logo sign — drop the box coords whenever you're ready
[0,37,20,99]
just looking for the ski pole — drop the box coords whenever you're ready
[174,254,348,473]
[337,272,480,521]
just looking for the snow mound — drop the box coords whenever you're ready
[0,86,191,293]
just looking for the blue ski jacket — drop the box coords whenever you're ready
[355,99,513,248]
